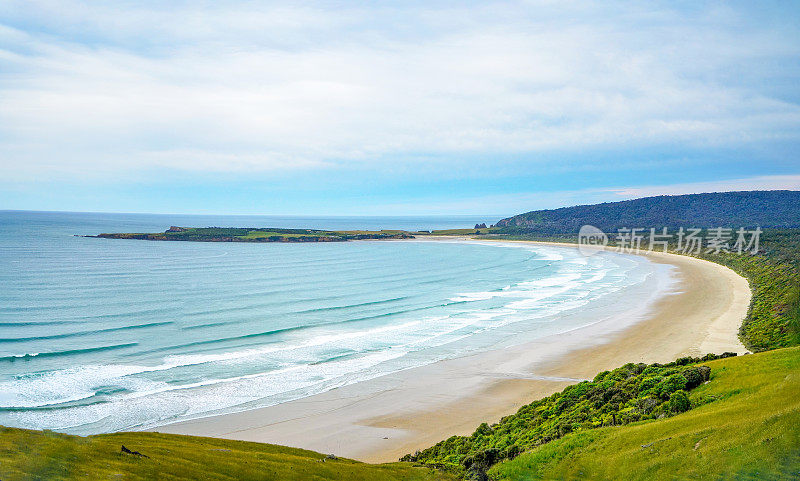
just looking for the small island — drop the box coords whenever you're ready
[89,226,416,243]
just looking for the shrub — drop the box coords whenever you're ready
[406,359,716,473]
[639,376,662,394]
[593,370,610,382]
[636,396,661,415]
[681,367,705,389]
[669,390,691,413]
[656,374,687,399]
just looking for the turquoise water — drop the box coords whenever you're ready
[0,211,671,434]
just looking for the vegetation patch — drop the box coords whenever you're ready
[402,353,736,479]
[700,230,800,350]
[488,347,800,481]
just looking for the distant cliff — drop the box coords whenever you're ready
[495,190,800,234]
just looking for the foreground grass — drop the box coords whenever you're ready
[0,429,454,481]
[489,347,800,480]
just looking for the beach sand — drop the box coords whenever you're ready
[154,240,750,463]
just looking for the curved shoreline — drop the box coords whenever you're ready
[153,239,750,463]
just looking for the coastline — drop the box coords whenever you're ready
[152,239,750,463]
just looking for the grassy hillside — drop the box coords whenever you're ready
[0,429,454,481]
[495,190,800,234]
[92,226,414,242]
[489,347,800,481]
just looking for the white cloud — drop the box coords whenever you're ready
[369,175,800,216]
[609,174,800,198]
[0,1,799,179]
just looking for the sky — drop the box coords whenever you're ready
[1,0,799,216]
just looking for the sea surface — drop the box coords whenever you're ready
[0,211,674,434]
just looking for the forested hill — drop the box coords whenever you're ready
[495,190,800,234]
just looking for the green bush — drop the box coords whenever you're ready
[638,376,661,394]
[669,390,691,413]
[403,355,732,475]
[681,366,707,389]
[655,374,687,399]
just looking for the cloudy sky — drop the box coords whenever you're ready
[1,0,799,215]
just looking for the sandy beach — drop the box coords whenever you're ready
[154,240,751,463]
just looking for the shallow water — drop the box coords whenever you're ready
[0,211,673,433]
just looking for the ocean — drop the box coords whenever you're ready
[0,211,673,434]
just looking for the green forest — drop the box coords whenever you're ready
[494,190,800,234]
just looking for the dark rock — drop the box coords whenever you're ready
[121,445,149,458]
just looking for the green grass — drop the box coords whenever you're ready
[488,347,800,481]
[339,230,409,235]
[239,230,311,239]
[96,227,414,242]
[0,429,455,481]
